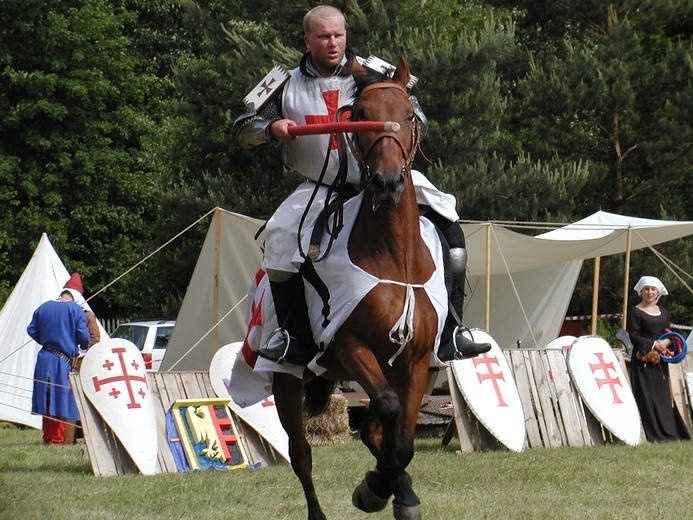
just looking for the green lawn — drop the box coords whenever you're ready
[1,427,691,519]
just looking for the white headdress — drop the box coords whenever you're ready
[633,276,668,303]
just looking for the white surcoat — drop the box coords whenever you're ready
[263,63,459,274]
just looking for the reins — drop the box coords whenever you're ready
[296,80,420,261]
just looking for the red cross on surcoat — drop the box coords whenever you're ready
[240,287,265,367]
[304,90,343,149]
[473,353,508,407]
[588,352,623,404]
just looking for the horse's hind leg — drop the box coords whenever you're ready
[272,372,326,520]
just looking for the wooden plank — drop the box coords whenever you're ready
[528,350,563,447]
[540,350,570,445]
[506,350,543,448]
[560,350,593,446]
[520,350,552,448]
[445,366,475,452]
[546,350,586,447]
[147,373,177,474]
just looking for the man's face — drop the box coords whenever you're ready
[304,14,347,77]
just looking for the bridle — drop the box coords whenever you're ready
[299,80,421,261]
[345,82,421,192]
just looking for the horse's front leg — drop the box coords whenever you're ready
[388,355,431,520]
[272,372,325,520]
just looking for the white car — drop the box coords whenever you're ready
[110,319,175,371]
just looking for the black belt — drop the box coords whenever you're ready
[42,347,73,365]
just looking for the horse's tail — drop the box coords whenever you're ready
[303,376,337,417]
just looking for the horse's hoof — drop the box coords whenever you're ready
[393,502,421,520]
[352,477,389,513]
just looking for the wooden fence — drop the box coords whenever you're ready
[70,371,285,476]
[447,348,693,451]
[71,349,693,475]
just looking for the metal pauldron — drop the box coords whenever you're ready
[233,117,273,148]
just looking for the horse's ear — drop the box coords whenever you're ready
[392,53,410,90]
[352,58,367,80]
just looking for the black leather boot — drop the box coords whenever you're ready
[258,275,319,365]
[438,268,491,361]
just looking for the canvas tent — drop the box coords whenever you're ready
[0,233,108,428]
[461,211,692,349]
[160,209,263,371]
[161,209,692,371]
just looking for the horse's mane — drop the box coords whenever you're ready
[354,69,390,96]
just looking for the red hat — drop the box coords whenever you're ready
[63,272,83,294]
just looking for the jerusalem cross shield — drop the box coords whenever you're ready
[80,338,158,474]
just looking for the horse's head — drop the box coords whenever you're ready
[351,54,420,208]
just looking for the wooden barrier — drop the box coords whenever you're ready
[70,371,286,476]
[446,349,693,451]
[71,350,693,472]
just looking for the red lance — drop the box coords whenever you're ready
[287,121,400,137]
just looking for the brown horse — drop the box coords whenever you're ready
[272,54,438,520]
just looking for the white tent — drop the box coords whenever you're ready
[462,211,692,349]
[161,209,692,371]
[0,234,108,428]
[160,209,263,371]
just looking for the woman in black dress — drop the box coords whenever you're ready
[627,276,690,442]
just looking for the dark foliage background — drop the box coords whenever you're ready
[1,0,690,325]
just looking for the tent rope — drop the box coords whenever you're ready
[491,224,540,348]
[633,228,693,294]
[0,208,219,366]
[88,208,218,302]
[166,295,248,371]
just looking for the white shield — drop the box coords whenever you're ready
[545,335,577,350]
[450,329,526,452]
[209,342,289,463]
[568,336,641,445]
[80,338,158,474]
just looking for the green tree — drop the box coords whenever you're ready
[0,0,163,316]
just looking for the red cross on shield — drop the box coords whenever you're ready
[80,338,158,474]
[567,336,641,446]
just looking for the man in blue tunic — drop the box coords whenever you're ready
[28,278,90,445]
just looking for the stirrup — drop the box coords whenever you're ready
[453,327,492,360]
[258,328,292,364]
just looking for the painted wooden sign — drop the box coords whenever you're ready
[209,342,289,463]
[450,329,526,452]
[567,336,642,446]
[171,398,248,471]
[80,338,158,474]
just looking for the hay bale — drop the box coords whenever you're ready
[304,394,353,446]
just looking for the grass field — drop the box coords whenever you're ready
[1,426,692,519]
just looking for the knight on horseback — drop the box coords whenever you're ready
[232,5,490,367]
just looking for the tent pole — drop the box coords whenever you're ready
[591,257,600,335]
[212,208,221,358]
[485,223,491,331]
[621,226,632,329]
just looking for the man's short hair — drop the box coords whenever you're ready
[303,5,344,34]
